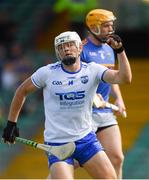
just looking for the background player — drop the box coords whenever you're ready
[81,9,127,178]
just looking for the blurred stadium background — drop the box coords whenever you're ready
[0,0,149,179]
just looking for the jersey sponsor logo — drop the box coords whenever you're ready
[81,76,88,84]
[67,77,75,85]
[52,81,62,85]
[56,91,85,100]
[60,100,84,108]
[89,51,97,56]
[107,52,112,58]
[98,50,105,59]
[68,80,73,85]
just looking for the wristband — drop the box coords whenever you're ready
[114,46,124,54]
[7,120,17,127]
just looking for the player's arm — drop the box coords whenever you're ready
[8,77,37,122]
[104,34,132,83]
[2,77,37,144]
[107,34,128,113]
[103,50,132,84]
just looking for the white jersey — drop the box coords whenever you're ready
[31,61,108,143]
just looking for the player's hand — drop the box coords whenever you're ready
[107,34,124,53]
[114,99,126,117]
[2,121,19,144]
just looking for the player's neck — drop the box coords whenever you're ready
[88,35,102,46]
[62,59,81,72]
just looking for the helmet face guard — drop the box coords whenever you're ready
[86,9,116,36]
[54,31,82,61]
[88,24,101,36]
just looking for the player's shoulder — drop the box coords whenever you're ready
[103,43,113,51]
[36,62,61,74]
[81,61,88,68]
[47,61,61,70]
[82,61,97,68]
[81,61,96,70]
[88,61,97,66]
[87,61,106,71]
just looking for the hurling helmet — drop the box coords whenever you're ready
[54,31,82,60]
[86,9,116,35]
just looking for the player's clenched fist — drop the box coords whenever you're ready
[2,121,19,144]
[107,34,124,54]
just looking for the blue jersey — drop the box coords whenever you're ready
[81,38,115,113]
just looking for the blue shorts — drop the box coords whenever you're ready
[45,131,104,167]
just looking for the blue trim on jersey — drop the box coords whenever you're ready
[45,131,103,167]
[31,77,41,88]
[101,69,108,83]
[49,63,61,70]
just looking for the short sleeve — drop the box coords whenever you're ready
[31,66,48,88]
[91,62,108,82]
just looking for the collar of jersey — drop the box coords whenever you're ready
[61,62,82,74]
